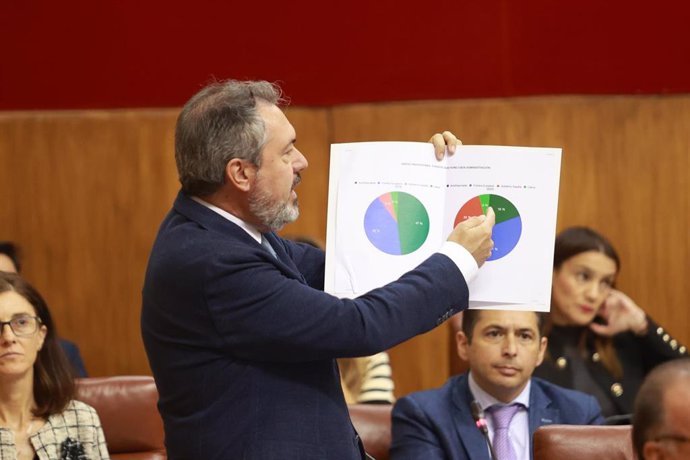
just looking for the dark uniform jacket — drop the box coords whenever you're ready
[534,318,687,417]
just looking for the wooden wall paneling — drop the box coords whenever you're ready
[0,106,332,377]
[0,109,180,376]
[542,97,690,352]
[331,95,690,396]
[1,96,687,393]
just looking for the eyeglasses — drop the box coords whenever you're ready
[0,315,42,337]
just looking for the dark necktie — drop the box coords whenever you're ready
[261,235,278,259]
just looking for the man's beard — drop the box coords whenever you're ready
[248,176,300,231]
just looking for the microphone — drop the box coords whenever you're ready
[471,400,498,460]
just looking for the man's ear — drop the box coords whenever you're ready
[643,440,662,460]
[226,158,257,192]
[456,331,470,362]
[536,336,548,367]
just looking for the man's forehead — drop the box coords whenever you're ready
[257,102,295,141]
[475,310,539,329]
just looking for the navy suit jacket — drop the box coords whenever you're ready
[391,374,604,460]
[141,192,470,459]
[59,338,88,377]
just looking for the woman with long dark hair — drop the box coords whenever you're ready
[0,273,109,459]
[534,227,687,418]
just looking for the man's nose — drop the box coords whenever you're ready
[294,148,308,171]
[502,335,517,356]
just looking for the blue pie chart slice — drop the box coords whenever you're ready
[488,215,522,261]
[363,197,402,254]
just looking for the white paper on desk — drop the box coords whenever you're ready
[324,142,562,312]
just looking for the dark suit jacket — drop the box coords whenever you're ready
[390,374,604,460]
[534,319,688,417]
[59,338,88,377]
[141,192,469,460]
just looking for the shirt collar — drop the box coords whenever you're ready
[468,371,531,411]
[191,196,262,244]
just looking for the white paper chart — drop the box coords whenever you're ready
[325,142,562,311]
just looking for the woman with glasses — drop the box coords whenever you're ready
[533,227,687,419]
[0,272,109,459]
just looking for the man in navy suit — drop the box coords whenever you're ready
[140,80,496,459]
[391,309,604,459]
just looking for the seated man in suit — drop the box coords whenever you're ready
[633,358,690,460]
[391,309,604,459]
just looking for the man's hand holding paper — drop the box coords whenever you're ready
[448,207,496,267]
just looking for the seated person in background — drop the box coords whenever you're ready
[533,227,687,419]
[390,309,603,460]
[339,352,395,404]
[0,272,109,459]
[633,358,690,460]
[286,236,397,405]
[0,241,88,377]
[0,242,19,273]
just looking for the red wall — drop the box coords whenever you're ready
[2,0,690,109]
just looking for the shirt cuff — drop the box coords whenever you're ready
[438,241,479,284]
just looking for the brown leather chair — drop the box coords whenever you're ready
[76,376,166,460]
[349,404,392,460]
[533,424,634,460]
[75,377,394,459]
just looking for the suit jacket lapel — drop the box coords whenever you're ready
[263,232,307,282]
[528,381,560,455]
[451,375,492,460]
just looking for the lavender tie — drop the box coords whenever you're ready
[488,403,521,460]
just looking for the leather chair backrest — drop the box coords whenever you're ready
[75,376,397,459]
[76,376,166,460]
[533,424,634,460]
[349,404,392,460]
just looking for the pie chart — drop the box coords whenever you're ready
[364,191,429,255]
[455,194,522,261]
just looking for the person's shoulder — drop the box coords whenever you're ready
[393,375,467,428]
[62,400,102,425]
[359,351,392,373]
[531,377,603,424]
[396,375,463,407]
[59,338,79,352]
[531,377,599,407]
[157,214,261,266]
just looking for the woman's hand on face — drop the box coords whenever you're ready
[589,289,649,337]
